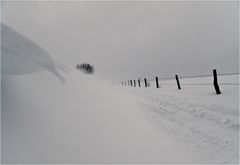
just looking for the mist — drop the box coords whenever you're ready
[1,1,239,80]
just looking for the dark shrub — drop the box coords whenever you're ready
[76,63,95,74]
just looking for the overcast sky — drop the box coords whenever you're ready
[1,1,239,80]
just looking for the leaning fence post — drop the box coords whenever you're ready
[144,78,147,87]
[156,76,159,88]
[130,80,133,87]
[138,79,141,87]
[213,69,221,94]
[134,80,136,87]
[175,75,181,90]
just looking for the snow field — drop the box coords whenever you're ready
[2,21,238,164]
[2,70,203,163]
[124,74,239,163]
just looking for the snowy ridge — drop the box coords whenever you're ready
[1,23,66,83]
[54,60,73,73]
[1,23,204,162]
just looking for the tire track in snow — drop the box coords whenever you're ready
[132,89,238,164]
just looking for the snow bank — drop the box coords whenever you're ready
[2,70,204,164]
[1,23,200,164]
[1,22,238,164]
[1,23,65,83]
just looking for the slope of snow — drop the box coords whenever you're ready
[2,70,204,164]
[125,75,239,163]
[1,23,65,83]
[1,22,238,164]
[1,24,202,163]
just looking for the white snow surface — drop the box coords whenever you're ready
[126,75,239,164]
[1,23,239,164]
[1,23,66,83]
[2,69,202,164]
[2,65,239,164]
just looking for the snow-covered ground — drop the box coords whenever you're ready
[2,67,239,164]
[1,23,239,164]
[124,74,239,164]
[2,68,204,164]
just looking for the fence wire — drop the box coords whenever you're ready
[119,72,240,86]
[159,83,240,86]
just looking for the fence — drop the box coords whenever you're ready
[117,70,240,95]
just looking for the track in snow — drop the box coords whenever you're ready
[127,86,239,164]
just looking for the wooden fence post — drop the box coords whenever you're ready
[156,76,159,88]
[130,80,133,87]
[144,78,147,87]
[138,79,141,87]
[134,80,136,87]
[213,69,221,94]
[175,75,181,90]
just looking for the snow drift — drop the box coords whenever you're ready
[1,23,65,83]
[1,23,239,164]
[1,23,199,164]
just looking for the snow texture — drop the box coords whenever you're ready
[127,75,239,163]
[1,22,239,164]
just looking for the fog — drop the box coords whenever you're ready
[1,1,239,80]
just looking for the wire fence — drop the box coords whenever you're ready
[117,70,239,95]
[159,83,240,86]
[148,72,240,81]
[153,72,238,85]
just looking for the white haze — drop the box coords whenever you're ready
[1,1,239,80]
